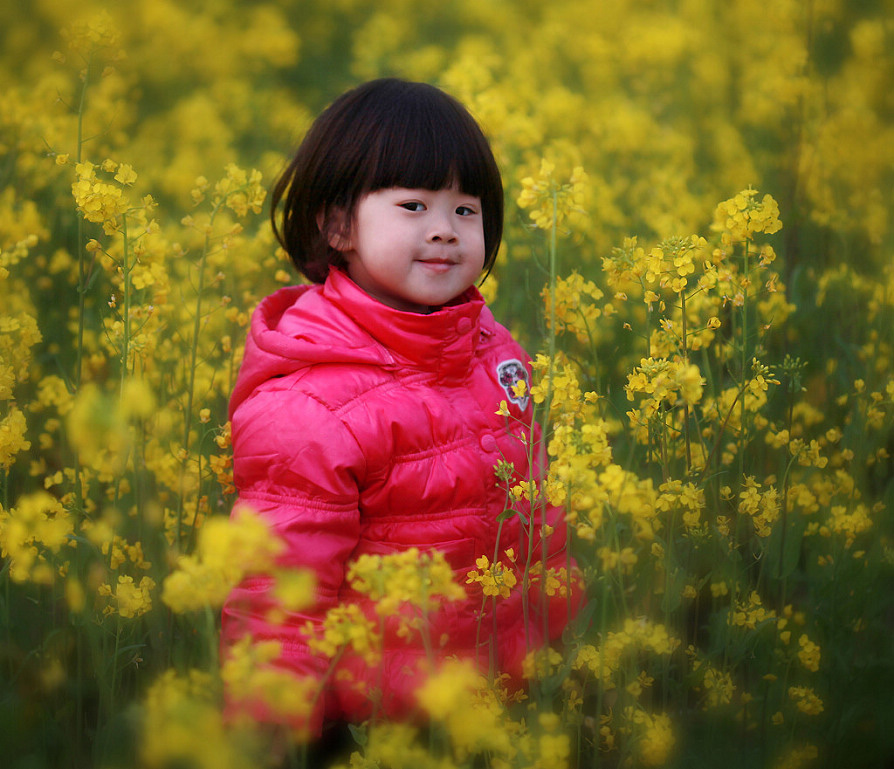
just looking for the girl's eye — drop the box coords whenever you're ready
[400,202,426,212]
[456,205,478,216]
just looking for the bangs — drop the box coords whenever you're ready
[361,95,492,198]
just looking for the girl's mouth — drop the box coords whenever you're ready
[418,257,458,272]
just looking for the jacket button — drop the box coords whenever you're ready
[480,433,497,452]
[456,317,472,334]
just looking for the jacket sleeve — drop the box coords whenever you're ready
[220,385,364,735]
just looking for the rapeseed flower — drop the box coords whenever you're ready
[71,160,133,234]
[542,271,607,344]
[141,668,264,769]
[788,686,824,716]
[100,574,156,618]
[162,508,287,612]
[517,160,588,233]
[0,491,72,584]
[220,636,316,737]
[305,603,381,666]
[622,707,676,766]
[714,187,783,242]
[466,553,518,599]
[0,406,30,469]
[797,634,821,673]
[348,547,465,618]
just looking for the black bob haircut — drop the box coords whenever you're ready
[270,78,504,284]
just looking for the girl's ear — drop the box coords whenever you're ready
[317,207,352,252]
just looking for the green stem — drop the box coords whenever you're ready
[591,576,609,769]
[120,221,131,391]
[73,58,95,519]
[177,228,211,549]
[681,291,692,473]
[540,187,559,653]
[737,238,751,484]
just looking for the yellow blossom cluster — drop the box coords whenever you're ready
[621,707,675,767]
[738,477,781,537]
[0,406,31,470]
[99,574,156,618]
[415,659,516,762]
[349,546,465,616]
[574,618,679,687]
[70,160,138,235]
[729,590,777,630]
[304,603,381,666]
[656,480,705,531]
[141,667,267,769]
[713,187,783,243]
[517,161,588,233]
[465,552,519,600]
[0,491,73,584]
[694,662,736,709]
[162,508,288,612]
[626,356,705,416]
[220,636,316,735]
[542,271,610,345]
[788,686,824,716]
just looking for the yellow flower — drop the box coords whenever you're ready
[788,686,824,716]
[466,553,518,599]
[623,707,675,767]
[730,591,777,629]
[517,160,588,233]
[0,491,72,584]
[797,633,821,672]
[0,405,30,469]
[348,547,464,619]
[738,477,780,537]
[220,637,315,737]
[65,578,86,613]
[542,271,605,344]
[102,575,156,618]
[114,163,138,185]
[713,187,783,242]
[416,658,479,720]
[71,168,130,231]
[142,667,267,767]
[700,664,735,708]
[305,603,380,665]
[213,164,266,217]
[161,508,286,612]
[522,646,563,679]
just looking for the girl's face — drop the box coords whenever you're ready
[338,186,486,313]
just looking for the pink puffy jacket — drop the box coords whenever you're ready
[221,267,578,731]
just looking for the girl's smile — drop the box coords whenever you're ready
[340,186,486,313]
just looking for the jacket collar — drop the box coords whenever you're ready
[323,267,487,380]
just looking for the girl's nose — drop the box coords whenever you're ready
[428,223,458,243]
[428,210,458,243]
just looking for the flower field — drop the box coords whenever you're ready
[1,1,893,767]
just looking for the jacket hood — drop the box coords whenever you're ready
[229,268,492,418]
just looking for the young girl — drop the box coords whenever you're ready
[221,78,578,740]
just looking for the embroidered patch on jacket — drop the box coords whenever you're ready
[496,358,530,411]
